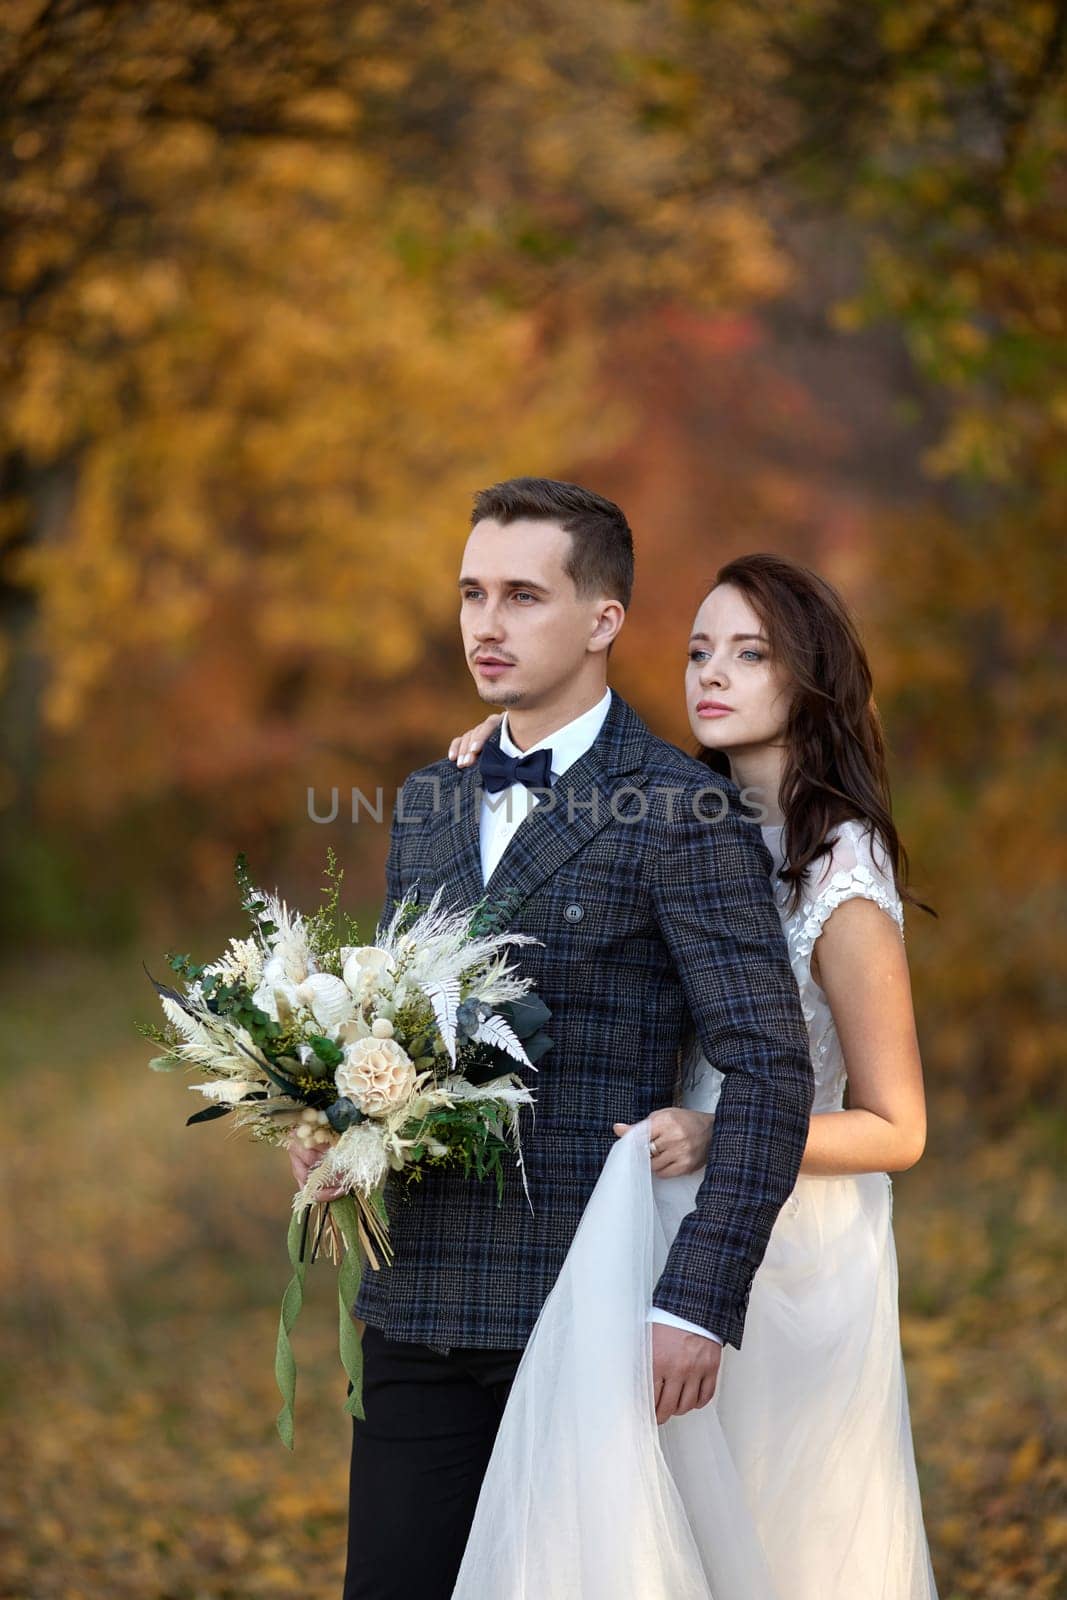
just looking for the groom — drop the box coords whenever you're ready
[295,477,812,1599]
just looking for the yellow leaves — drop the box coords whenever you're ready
[4,230,61,293]
[947,1457,982,1492]
[922,410,1015,482]
[912,169,952,209]
[126,117,219,179]
[285,90,360,133]
[1044,1517,1067,1551]
[942,320,988,358]
[692,203,792,305]
[880,2,942,55]
[899,1314,953,1352]
[1006,1436,1044,1488]
[11,127,44,161]
[221,1447,267,1484]
[255,1561,306,1589]
[271,1486,344,1522]
[987,1523,1029,1558]
[3,335,78,462]
[0,113,607,726]
[351,56,415,94]
[78,260,185,336]
[526,126,582,186]
[251,138,375,205]
[830,298,866,334]
[935,1516,968,1551]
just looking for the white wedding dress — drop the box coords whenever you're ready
[453,820,939,1600]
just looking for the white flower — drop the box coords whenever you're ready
[294,973,358,1033]
[337,1016,371,1045]
[252,953,303,1023]
[251,981,297,1024]
[204,935,264,988]
[189,1079,258,1104]
[342,946,396,1005]
[260,898,313,983]
[336,1035,417,1117]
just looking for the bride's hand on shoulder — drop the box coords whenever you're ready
[448,713,503,768]
[613,1108,714,1176]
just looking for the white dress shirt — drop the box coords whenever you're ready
[476,687,722,1348]
[479,687,613,882]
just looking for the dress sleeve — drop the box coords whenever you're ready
[791,821,905,971]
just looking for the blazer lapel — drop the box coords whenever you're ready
[423,692,652,914]
[483,692,650,910]
[424,760,486,909]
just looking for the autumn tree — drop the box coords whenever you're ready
[1,1,1063,1125]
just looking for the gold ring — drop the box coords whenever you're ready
[649,1139,659,1156]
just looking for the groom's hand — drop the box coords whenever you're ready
[651,1323,722,1424]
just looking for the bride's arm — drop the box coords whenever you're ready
[801,897,927,1175]
[633,897,926,1181]
[447,713,503,767]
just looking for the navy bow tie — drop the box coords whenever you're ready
[478,741,554,794]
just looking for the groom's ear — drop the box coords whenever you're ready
[588,597,626,654]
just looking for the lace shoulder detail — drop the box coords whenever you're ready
[788,820,904,969]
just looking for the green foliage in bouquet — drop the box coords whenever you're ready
[398,1099,523,1204]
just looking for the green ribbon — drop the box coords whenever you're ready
[331,1195,366,1423]
[274,1198,367,1450]
[274,1206,310,1450]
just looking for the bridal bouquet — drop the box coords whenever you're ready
[140,852,551,1446]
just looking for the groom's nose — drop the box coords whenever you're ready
[473,607,506,641]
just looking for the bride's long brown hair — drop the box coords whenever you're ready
[696,552,931,915]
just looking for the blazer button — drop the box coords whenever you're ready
[563,903,584,923]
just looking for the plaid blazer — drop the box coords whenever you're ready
[354,692,813,1350]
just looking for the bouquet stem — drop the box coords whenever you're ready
[353,1190,393,1271]
[275,1195,372,1449]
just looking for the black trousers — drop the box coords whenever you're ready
[343,1324,525,1600]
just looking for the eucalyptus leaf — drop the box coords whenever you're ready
[143,963,199,1016]
[186,1104,232,1126]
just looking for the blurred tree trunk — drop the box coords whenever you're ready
[0,448,76,830]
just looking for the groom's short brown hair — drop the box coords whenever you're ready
[470,477,634,610]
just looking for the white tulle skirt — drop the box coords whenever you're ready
[453,1122,938,1600]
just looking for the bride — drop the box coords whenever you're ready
[444,552,939,1599]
